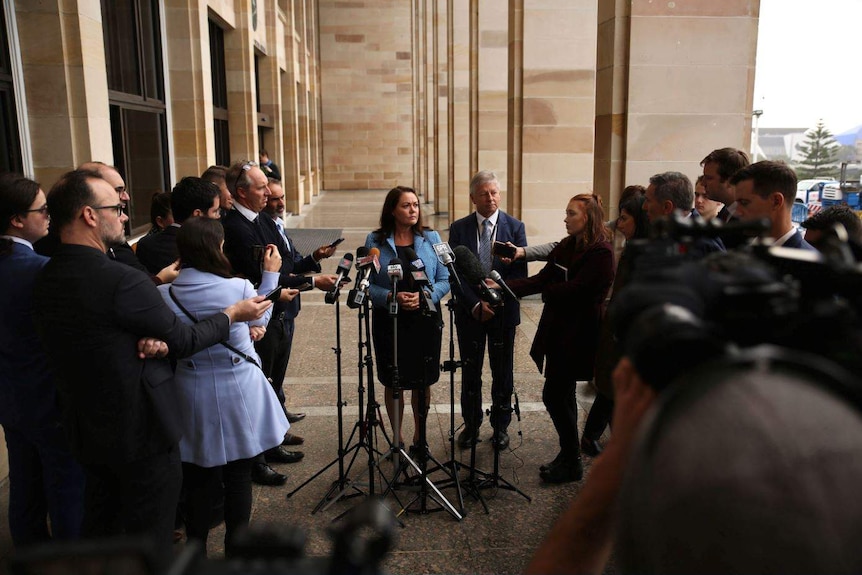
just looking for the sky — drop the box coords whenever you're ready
[753,0,862,135]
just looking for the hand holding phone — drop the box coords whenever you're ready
[264,286,283,302]
[492,241,517,259]
[328,237,345,249]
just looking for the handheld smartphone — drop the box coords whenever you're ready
[264,286,283,302]
[296,281,314,292]
[492,241,517,259]
[328,237,345,249]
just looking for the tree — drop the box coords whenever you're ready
[794,120,840,179]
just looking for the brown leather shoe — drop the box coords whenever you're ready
[282,432,305,446]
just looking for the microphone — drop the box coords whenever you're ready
[432,241,462,290]
[404,247,437,318]
[453,245,503,307]
[489,269,518,301]
[325,252,354,304]
[387,257,403,315]
[347,246,380,309]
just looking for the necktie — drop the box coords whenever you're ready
[479,218,493,273]
[274,217,291,252]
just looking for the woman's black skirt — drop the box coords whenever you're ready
[372,305,442,390]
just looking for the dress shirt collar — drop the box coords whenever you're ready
[772,227,797,247]
[475,209,499,229]
[0,235,33,250]
[233,202,259,223]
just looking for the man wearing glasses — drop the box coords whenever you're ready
[32,169,271,568]
[222,161,338,485]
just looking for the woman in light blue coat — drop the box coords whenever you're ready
[365,186,449,452]
[158,217,292,555]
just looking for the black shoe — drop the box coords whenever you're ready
[457,426,479,448]
[491,430,509,451]
[580,437,603,457]
[286,411,306,423]
[540,452,564,472]
[265,446,304,464]
[282,432,304,446]
[540,457,584,484]
[409,443,429,459]
[252,463,287,486]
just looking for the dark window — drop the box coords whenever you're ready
[0,6,22,174]
[209,20,229,165]
[101,0,168,235]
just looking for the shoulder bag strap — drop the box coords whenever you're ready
[168,286,263,371]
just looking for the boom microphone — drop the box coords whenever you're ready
[325,252,354,304]
[453,245,503,307]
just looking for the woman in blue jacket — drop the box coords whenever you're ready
[365,186,449,452]
[158,217,292,555]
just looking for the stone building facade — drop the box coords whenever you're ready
[0,0,760,478]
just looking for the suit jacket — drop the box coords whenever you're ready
[32,244,231,465]
[136,225,179,275]
[158,268,288,467]
[784,228,817,251]
[507,238,615,376]
[447,211,527,328]
[222,209,321,320]
[0,242,59,428]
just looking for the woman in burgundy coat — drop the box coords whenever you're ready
[506,194,615,483]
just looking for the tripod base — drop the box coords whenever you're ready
[385,447,463,521]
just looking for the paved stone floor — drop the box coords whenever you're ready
[0,189,609,574]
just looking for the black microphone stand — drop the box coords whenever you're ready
[382,271,461,521]
[463,293,531,504]
[316,281,402,521]
[286,282,354,509]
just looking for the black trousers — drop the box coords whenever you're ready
[182,458,253,557]
[255,313,295,411]
[583,392,613,441]
[82,445,182,569]
[542,354,581,460]
[455,314,515,431]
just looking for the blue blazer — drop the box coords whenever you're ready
[447,210,527,328]
[364,229,450,310]
[158,268,289,467]
[784,229,817,251]
[0,243,58,428]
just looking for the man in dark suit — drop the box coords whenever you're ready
[135,176,221,274]
[32,169,269,566]
[729,160,817,251]
[222,161,338,484]
[448,170,527,450]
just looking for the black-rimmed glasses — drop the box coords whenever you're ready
[90,203,126,217]
[233,161,258,192]
[22,204,49,215]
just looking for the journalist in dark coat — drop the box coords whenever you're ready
[32,169,270,567]
[507,194,615,483]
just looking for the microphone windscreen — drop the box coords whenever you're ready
[356,245,369,258]
[336,252,354,273]
[453,245,486,285]
[404,247,424,270]
[389,257,403,266]
[368,247,380,258]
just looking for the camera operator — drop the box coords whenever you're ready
[527,230,862,573]
[643,171,725,256]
